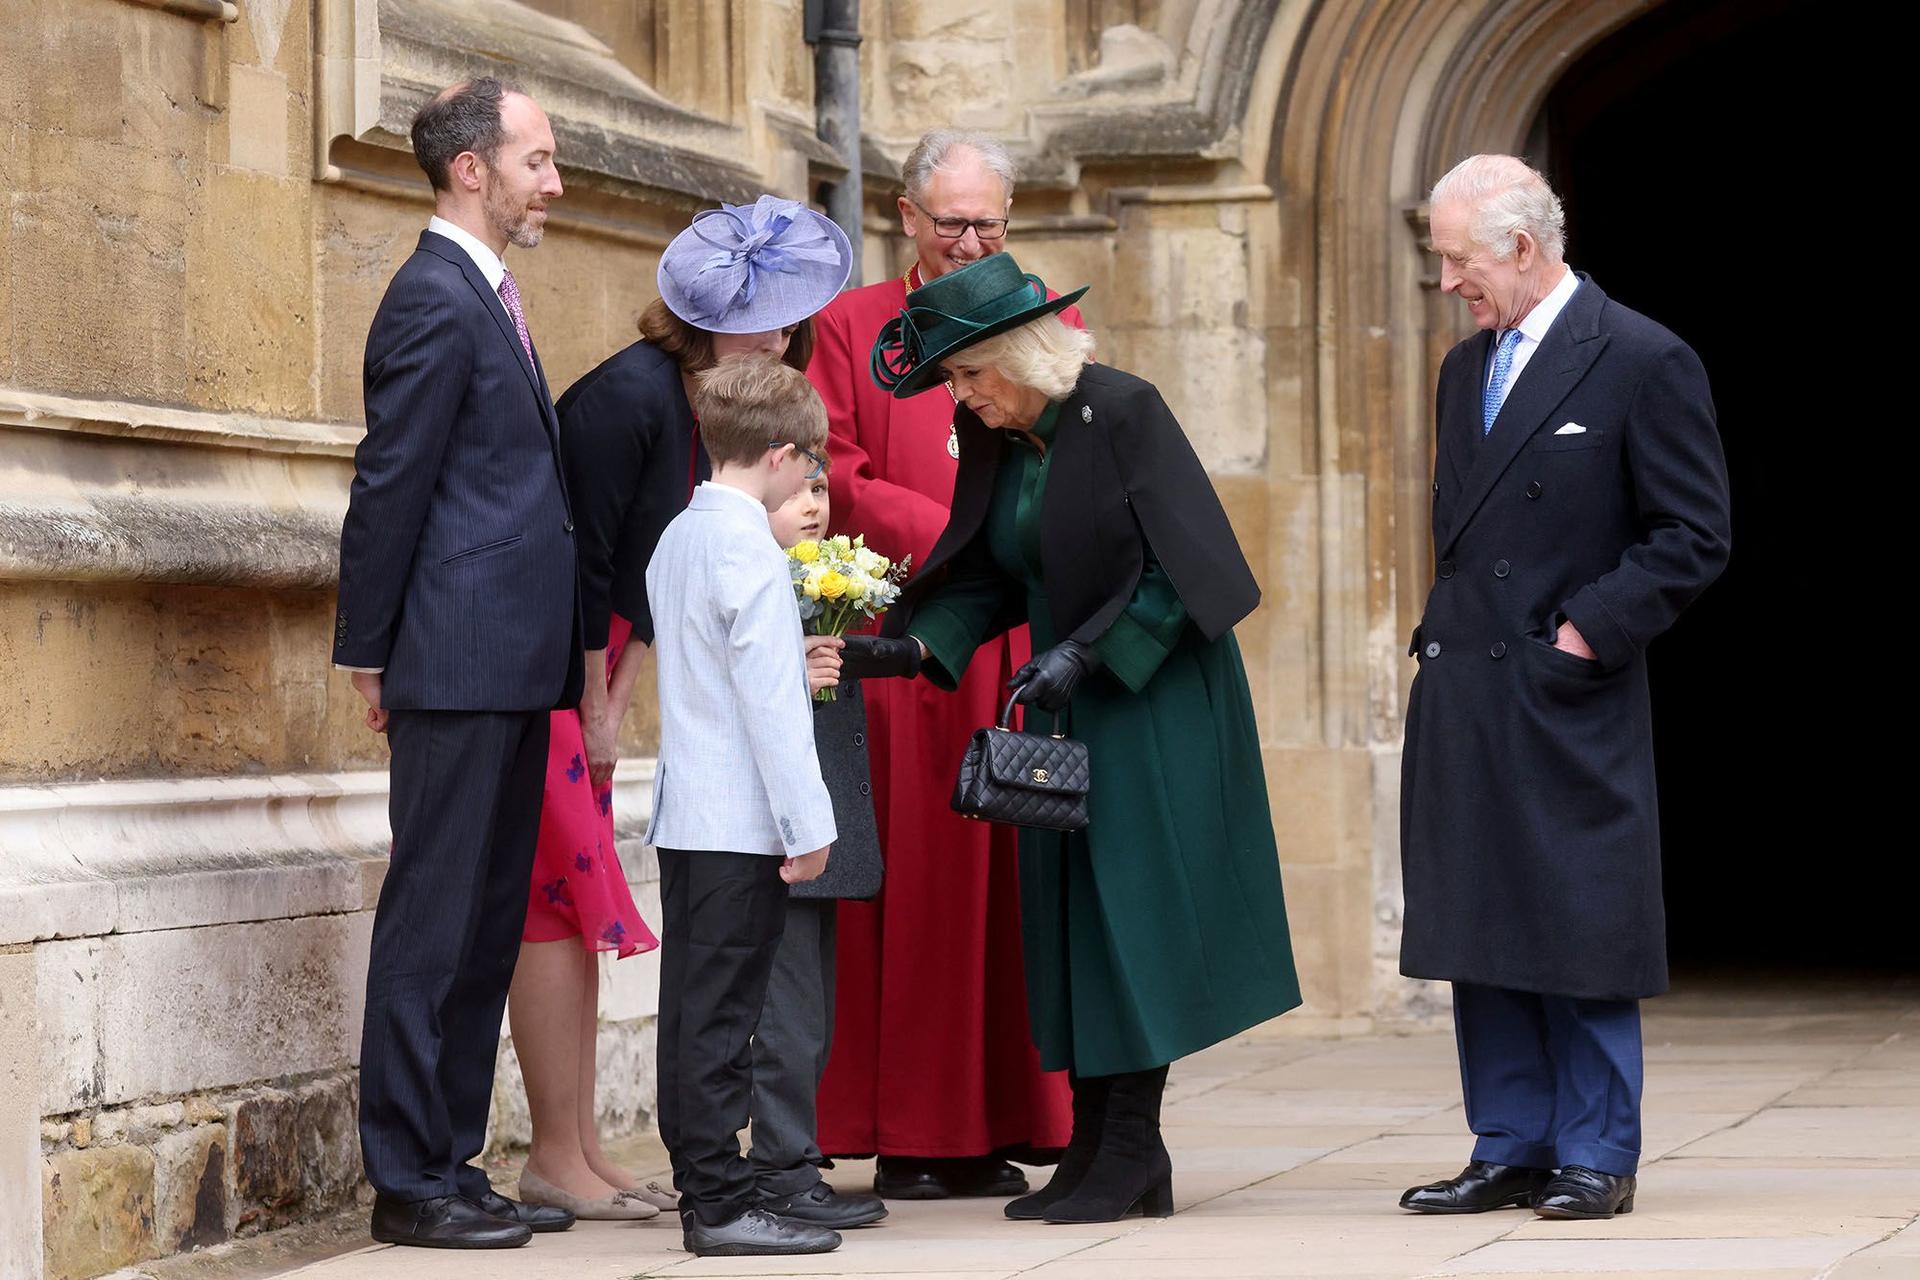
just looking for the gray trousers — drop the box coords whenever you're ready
[748,898,838,1197]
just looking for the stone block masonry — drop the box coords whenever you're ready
[37,1072,360,1280]
[8,764,660,1279]
[8,0,1487,1272]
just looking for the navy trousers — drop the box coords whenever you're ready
[1453,982,1643,1177]
[359,709,550,1201]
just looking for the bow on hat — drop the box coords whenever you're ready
[869,274,1053,393]
[870,304,992,393]
[677,196,845,328]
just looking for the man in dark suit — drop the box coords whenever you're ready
[1398,155,1731,1221]
[333,77,582,1249]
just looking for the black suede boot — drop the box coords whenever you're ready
[1005,1073,1110,1220]
[1041,1065,1173,1224]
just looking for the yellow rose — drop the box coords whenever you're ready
[817,570,849,600]
[842,573,869,600]
[802,571,823,600]
[791,540,820,564]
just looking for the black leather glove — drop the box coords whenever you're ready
[1010,639,1100,713]
[841,634,923,680]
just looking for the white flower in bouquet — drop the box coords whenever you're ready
[785,532,913,701]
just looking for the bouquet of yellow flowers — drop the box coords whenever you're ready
[787,534,911,702]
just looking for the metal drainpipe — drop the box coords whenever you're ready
[806,0,864,286]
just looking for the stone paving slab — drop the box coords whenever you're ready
[151,985,1920,1280]
[1426,1234,1881,1273]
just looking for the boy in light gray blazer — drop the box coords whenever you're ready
[643,355,841,1259]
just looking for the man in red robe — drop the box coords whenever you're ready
[807,130,1078,1199]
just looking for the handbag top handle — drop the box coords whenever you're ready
[998,685,1067,739]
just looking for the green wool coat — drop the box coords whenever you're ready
[912,402,1301,1077]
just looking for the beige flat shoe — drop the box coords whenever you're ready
[517,1167,661,1221]
[624,1179,680,1211]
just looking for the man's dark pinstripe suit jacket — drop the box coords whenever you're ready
[334,230,584,711]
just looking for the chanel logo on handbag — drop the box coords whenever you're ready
[951,690,1091,832]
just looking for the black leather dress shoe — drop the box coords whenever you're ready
[874,1156,1029,1200]
[468,1186,575,1232]
[759,1180,889,1228]
[1399,1161,1552,1214]
[1533,1166,1635,1219]
[370,1194,532,1248]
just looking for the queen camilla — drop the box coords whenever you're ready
[872,254,1302,1224]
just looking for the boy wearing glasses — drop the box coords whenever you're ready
[644,354,841,1257]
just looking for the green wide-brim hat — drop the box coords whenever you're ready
[869,253,1089,398]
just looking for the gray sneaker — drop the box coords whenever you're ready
[682,1207,842,1257]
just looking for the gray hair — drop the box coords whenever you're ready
[411,77,527,192]
[1429,154,1566,262]
[901,130,1017,205]
[947,314,1094,402]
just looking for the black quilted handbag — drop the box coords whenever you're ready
[951,689,1091,832]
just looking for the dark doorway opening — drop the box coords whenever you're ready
[1538,0,1907,973]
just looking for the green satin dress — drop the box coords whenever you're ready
[911,402,1301,1076]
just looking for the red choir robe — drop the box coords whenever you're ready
[807,267,1080,1157]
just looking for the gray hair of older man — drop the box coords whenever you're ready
[901,129,1017,205]
[1429,154,1567,263]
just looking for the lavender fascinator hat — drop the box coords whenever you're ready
[657,195,853,334]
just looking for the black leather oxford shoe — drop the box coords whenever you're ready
[468,1186,575,1232]
[370,1194,532,1248]
[874,1156,1029,1200]
[1533,1165,1635,1219]
[1399,1161,1553,1214]
[759,1180,890,1228]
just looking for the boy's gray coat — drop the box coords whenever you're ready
[792,679,882,900]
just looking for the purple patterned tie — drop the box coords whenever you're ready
[497,268,534,365]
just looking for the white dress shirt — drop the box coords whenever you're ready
[1488,265,1581,392]
[426,215,507,290]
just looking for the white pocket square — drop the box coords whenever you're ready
[1554,422,1587,435]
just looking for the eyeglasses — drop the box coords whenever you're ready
[771,441,829,479]
[910,199,1008,241]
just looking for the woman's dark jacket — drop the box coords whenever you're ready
[895,361,1298,1076]
[893,363,1260,646]
[556,340,710,648]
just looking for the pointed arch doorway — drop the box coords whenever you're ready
[1261,0,1900,1012]
[1537,0,1905,973]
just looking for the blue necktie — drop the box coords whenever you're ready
[1482,328,1524,435]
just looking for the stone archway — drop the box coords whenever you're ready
[1257,0,1663,1015]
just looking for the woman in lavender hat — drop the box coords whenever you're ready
[506,195,852,1221]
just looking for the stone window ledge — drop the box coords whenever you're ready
[316,0,765,206]
[0,757,658,947]
[1,388,359,591]
[2,388,360,459]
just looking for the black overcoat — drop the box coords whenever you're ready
[894,362,1260,643]
[1400,275,1731,1001]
